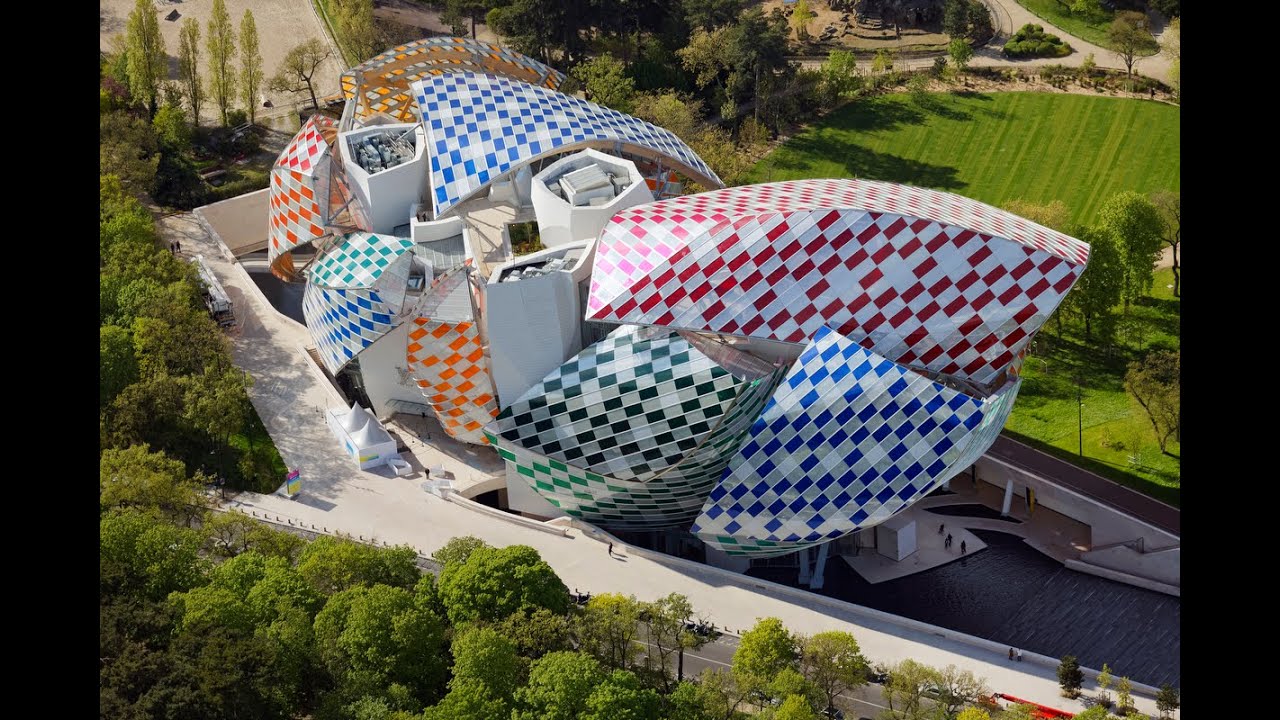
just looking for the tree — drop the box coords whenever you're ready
[177,19,204,123]
[100,444,205,523]
[433,535,491,567]
[1150,191,1180,297]
[152,103,192,150]
[1070,0,1101,18]
[1155,683,1180,718]
[1107,11,1158,78]
[270,39,332,110]
[766,694,819,720]
[495,606,576,659]
[1072,707,1112,720]
[1057,655,1084,697]
[1126,350,1179,453]
[312,584,450,704]
[883,659,942,720]
[1162,17,1179,96]
[799,631,868,712]
[100,508,208,600]
[450,625,526,700]
[337,0,379,62]
[512,651,607,720]
[206,0,238,125]
[683,0,743,31]
[1116,676,1134,714]
[101,325,139,409]
[1151,0,1179,17]
[639,592,709,689]
[948,38,973,75]
[577,592,644,671]
[1003,199,1071,231]
[943,0,968,38]
[1097,191,1164,311]
[957,709,991,720]
[100,110,160,195]
[125,0,168,115]
[1065,226,1123,341]
[872,48,896,75]
[571,53,636,113]
[1001,705,1039,720]
[239,10,264,124]
[1096,663,1113,705]
[791,0,815,42]
[583,669,663,720]
[732,617,799,698]
[934,664,990,719]
[297,535,421,595]
[817,50,860,108]
[437,544,570,624]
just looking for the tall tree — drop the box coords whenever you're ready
[934,665,990,719]
[206,0,238,126]
[432,535,491,567]
[883,659,942,720]
[494,607,576,659]
[583,670,663,720]
[1155,683,1180,718]
[437,544,570,624]
[799,631,868,713]
[1125,350,1180,453]
[576,593,644,671]
[948,38,973,75]
[101,325,139,409]
[450,626,526,700]
[513,651,607,720]
[1115,676,1135,714]
[1151,191,1180,297]
[100,444,205,523]
[1064,226,1123,341]
[639,592,708,689]
[943,0,968,38]
[178,19,203,123]
[270,39,332,110]
[125,0,168,115]
[337,0,380,62]
[682,0,743,31]
[239,10,264,124]
[1107,11,1158,77]
[957,709,992,720]
[791,0,814,42]
[296,535,421,595]
[1097,191,1164,312]
[732,617,799,698]
[571,53,636,113]
[100,111,160,198]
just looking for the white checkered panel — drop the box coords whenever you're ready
[588,179,1089,388]
[411,72,721,216]
[693,325,1018,557]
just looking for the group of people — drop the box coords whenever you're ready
[1008,647,1024,662]
[938,524,967,554]
[169,240,182,254]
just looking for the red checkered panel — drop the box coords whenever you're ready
[587,179,1089,387]
[267,116,338,268]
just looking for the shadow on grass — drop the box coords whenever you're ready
[1003,430,1181,508]
[768,132,963,190]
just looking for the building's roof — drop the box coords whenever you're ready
[268,115,336,267]
[407,318,500,444]
[308,232,415,289]
[692,325,1017,557]
[587,179,1089,388]
[303,283,401,374]
[341,37,566,124]
[412,72,722,216]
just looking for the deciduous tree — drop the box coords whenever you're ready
[682,0,744,31]
[206,0,238,125]
[495,606,576,659]
[883,658,942,720]
[583,669,663,720]
[733,617,799,698]
[1150,190,1179,297]
[1003,199,1071,231]
[100,444,205,522]
[799,631,868,712]
[270,39,332,110]
[100,110,160,195]
[239,10,264,124]
[178,18,204,123]
[1107,11,1158,77]
[948,38,973,74]
[297,535,421,595]
[571,53,636,113]
[1155,683,1180,718]
[1097,191,1164,311]
[337,0,379,62]
[577,592,644,671]
[791,0,815,41]
[1125,351,1179,454]
[437,544,570,624]
[934,664,990,719]
[450,625,526,700]
[125,0,167,115]
[1065,226,1123,341]
[512,651,607,720]
[640,592,708,689]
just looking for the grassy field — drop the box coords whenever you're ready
[751,92,1180,502]
[228,405,290,494]
[1013,0,1158,56]
[750,92,1179,226]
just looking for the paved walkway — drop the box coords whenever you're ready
[159,209,1175,716]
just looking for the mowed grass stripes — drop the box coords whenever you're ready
[749,92,1180,226]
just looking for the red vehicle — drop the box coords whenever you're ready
[991,693,1076,719]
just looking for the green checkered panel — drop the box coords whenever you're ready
[308,232,415,289]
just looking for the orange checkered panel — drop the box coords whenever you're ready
[406,318,500,445]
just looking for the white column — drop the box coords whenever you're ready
[1001,478,1014,516]
[798,546,812,585]
[810,542,830,590]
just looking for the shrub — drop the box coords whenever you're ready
[1003,23,1073,58]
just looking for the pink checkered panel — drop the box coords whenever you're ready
[267,116,338,270]
[587,179,1089,388]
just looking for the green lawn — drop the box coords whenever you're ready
[228,404,290,494]
[751,92,1180,502]
[749,92,1180,227]
[1013,0,1157,56]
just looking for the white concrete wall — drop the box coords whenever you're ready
[486,271,582,408]
[704,545,752,573]
[354,323,426,419]
[410,212,464,245]
[1079,545,1180,586]
[531,150,654,247]
[876,517,917,561]
[503,466,568,519]
[341,125,427,234]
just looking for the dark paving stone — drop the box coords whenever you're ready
[249,268,306,324]
[924,503,1023,523]
[747,529,1179,687]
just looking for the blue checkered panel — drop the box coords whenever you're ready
[693,325,994,557]
[412,72,721,215]
[302,283,401,374]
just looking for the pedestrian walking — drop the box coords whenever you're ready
[175,240,182,254]
[945,533,952,549]
[1008,647,1015,661]
[1016,649,1023,662]
[961,540,967,554]
[938,523,944,534]
[607,541,614,556]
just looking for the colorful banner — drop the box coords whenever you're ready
[285,469,301,497]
